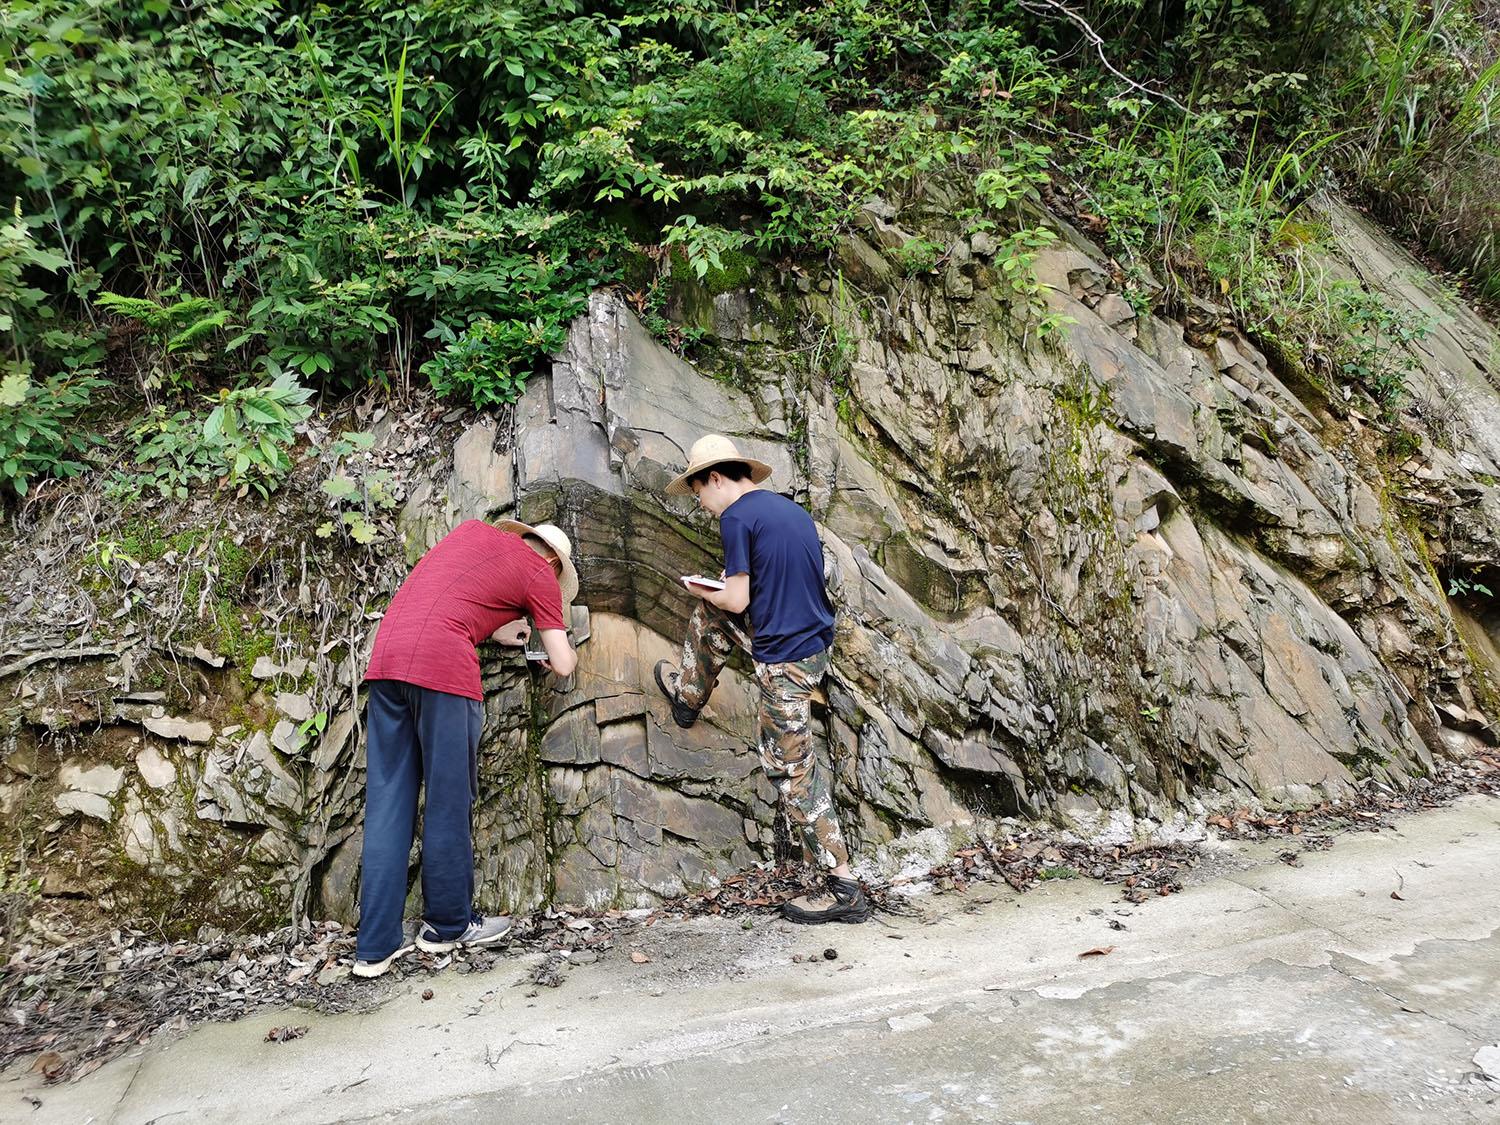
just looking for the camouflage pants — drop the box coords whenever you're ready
[675,601,849,870]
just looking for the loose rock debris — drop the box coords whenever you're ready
[529,952,568,989]
[3,754,1495,1084]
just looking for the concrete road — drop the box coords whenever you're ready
[10,797,1500,1124]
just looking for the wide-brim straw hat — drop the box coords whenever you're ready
[664,434,773,497]
[495,519,579,615]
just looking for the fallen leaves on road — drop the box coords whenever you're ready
[1078,946,1115,958]
[5,755,1496,1086]
[264,1026,307,1044]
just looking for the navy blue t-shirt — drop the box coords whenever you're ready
[720,490,835,664]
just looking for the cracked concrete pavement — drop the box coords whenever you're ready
[9,796,1500,1124]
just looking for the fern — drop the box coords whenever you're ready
[167,308,232,353]
[96,291,225,336]
[96,291,173,329]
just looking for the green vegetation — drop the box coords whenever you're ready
[0,0,1495,499]
[317,430,397,546]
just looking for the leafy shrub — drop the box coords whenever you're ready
[0,204,64,343]
[891,236,945,277]
[650,25,831,162]
[661,217,751,282]
[243,277,398,382]
[993,227,1069,340]
[203,373,314,496]
[421,317,565,410]
[0,366,105,497]
[111,406,225,500]
[1328,285,1433,415]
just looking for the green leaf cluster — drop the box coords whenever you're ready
[203,373,314,497]
[0,365,104,497]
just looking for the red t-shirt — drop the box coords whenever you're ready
[364,520,566,700]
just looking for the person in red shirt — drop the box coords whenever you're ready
[352,519,579,978]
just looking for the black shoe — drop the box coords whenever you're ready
[654,660,701,729]
[781,875,872,924]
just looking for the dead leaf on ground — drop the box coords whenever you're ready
[1390,891,1405,901]
[264,1025,308,1043]
[31,1050,66,1081]
[1078,946,1115,958]
[630,950,651,964]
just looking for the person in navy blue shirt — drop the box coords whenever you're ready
[656,434,870,924]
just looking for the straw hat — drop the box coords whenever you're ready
[664,434,773,497]
[495,519,578,612]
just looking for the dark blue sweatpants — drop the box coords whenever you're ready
[356,679,483,961]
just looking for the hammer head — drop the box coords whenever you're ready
[568,604,591,646]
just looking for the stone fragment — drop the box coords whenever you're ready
[251,655,308,681]
[271,719,305,756]
[121,801,160,865]
[55,791,112,820]
[452,421,513,512]
[853,197,912,250]
[1095,293,1136,326]
[275,693,315,722]
[143,715,214,743]
[943,267,974,299]
[837,234,896,289]
[5,745,38,776]
[191,644,226,668]
[1475,1044,1500,1080]
[58,763,125,796]
[960,343,1000,373]
[1435,702,1489,733]
[311,707,357,774]
[135,744,177,789]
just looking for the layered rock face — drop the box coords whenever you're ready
[2,195,1497,929]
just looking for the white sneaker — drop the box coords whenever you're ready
[416,914,513,953]
[352,939,414,978]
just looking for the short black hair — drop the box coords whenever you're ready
[688,460,752,489]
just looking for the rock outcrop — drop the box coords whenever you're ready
[2,194,1497,932]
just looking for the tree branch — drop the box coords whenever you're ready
[1016,0,1191,115]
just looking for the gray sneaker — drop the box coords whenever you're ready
[352,944,411,979]
[352,920,419,978]
[416,914,513,953]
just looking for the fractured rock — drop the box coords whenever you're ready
[134,744,177,789]
[58,762,125,797]
[143,715,214,743]
[55,790,112,821]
